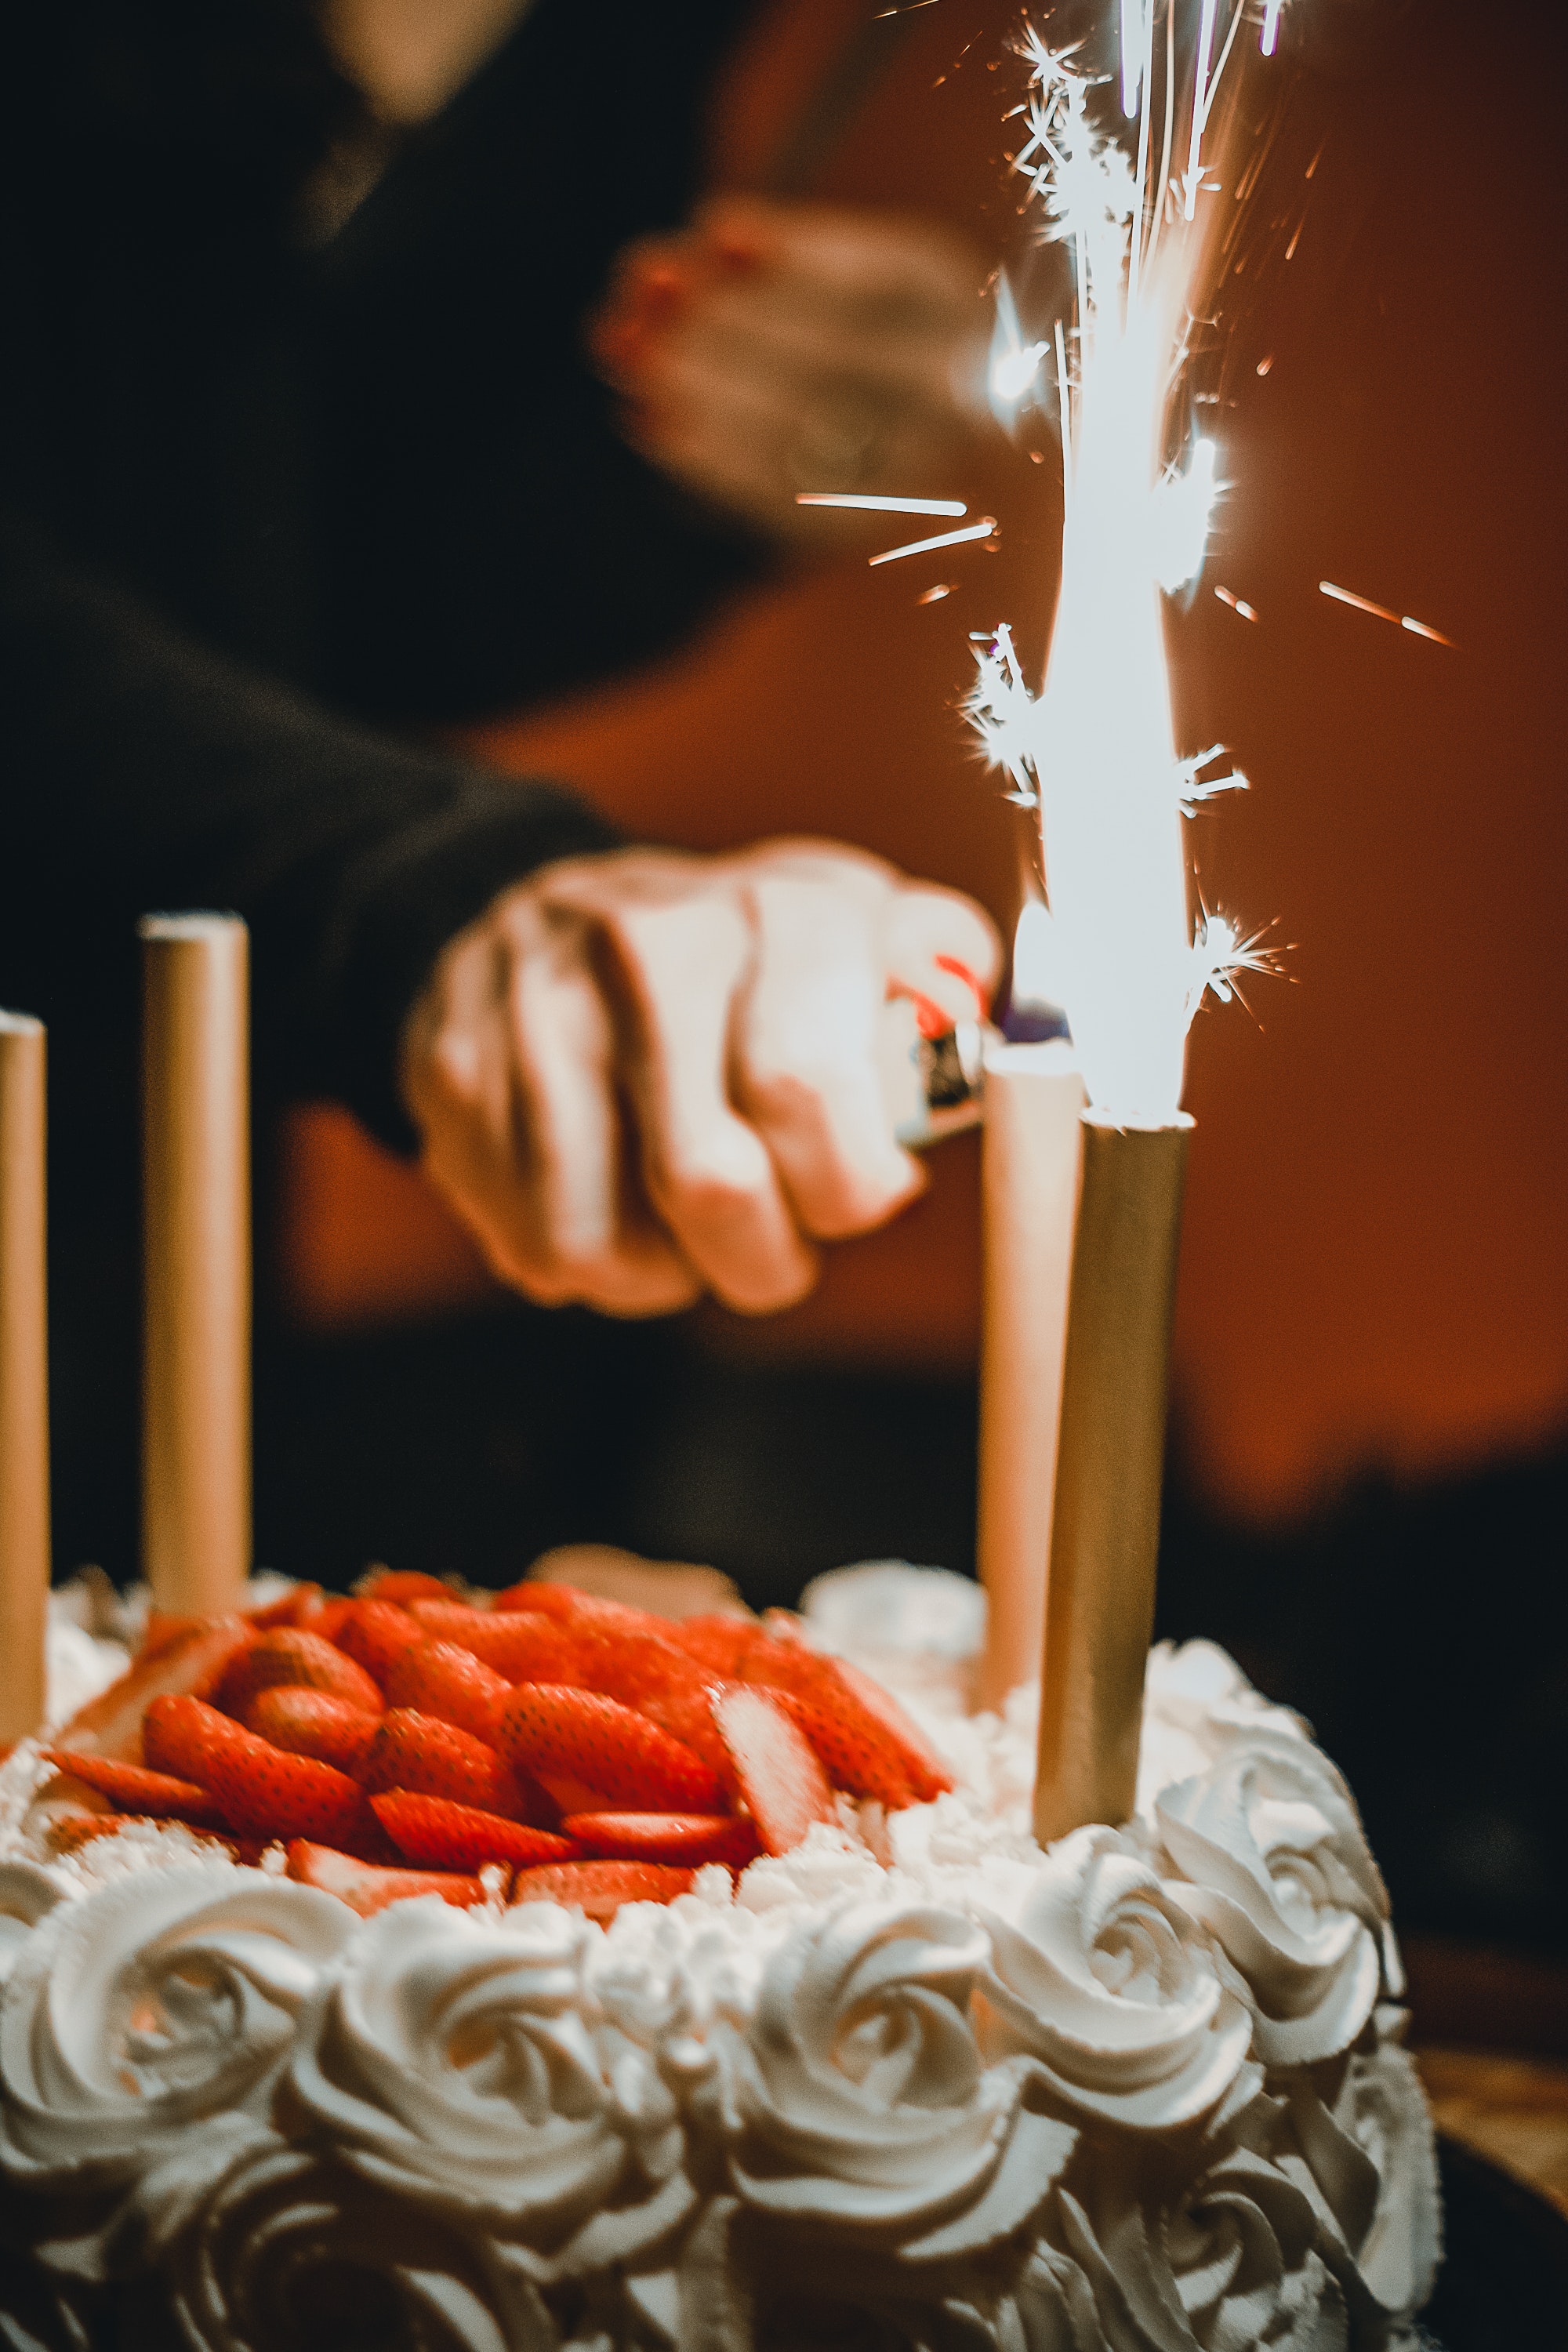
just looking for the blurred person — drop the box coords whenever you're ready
[0,0,1001,1578]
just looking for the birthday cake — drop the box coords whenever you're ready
[0,1565,1439,2351]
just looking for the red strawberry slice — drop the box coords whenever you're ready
[510,1860,695,1921]
[371,1792,578,1871]
[832,1657,955,1802]
[561,1812,760,1868]
[711,1686,837,1857]
[383,1640,509,1744]
[242,1688,383,1777]
[497,1684,724,1813]
[243,1584,325,1630]
[213,1629,383,1722]
[669,1615,759,1676]
[740,1640,951,1806]
[55,1617,255,1764]
[42,1749,223,1829]
[332,1599,426,1690]
[285,1840,486,1917]
[490,1581,583,1618]
[763,1689,916,1811]
[361,1708,532,1819]
[149,1697,373,1846]
[493,1588,734,1774]
[356,1570,461,1608]
[406,1602,583,1686]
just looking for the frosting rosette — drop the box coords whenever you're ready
[716,1900,1075,2261]
[1270,2024,1441,2328]
[1156,1733,1398,2069]
[975,1828,1255,2132]
[289,1898,692,2275]
[164,2133,558,2352]
[0,1860,61,1990]
[1021,2134,1350,2352]
[0,1862,352,2215]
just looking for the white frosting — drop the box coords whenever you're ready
[0,1861,354,2263]
[975,1824,1258,2131]
[1154,1729,1399,2067]
[0,1607,1439,2351]
[290,1898,693,2278]
[710,1901,1075,2259]
[162,2132,557,2352]
[1025,2132,1352,2350]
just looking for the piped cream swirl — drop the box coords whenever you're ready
[289,1897,691,2274]
[1156,1731,1397,2067]
[975,1825,1256,2131]
[717,1901,1073,2259]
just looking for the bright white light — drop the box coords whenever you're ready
[967,21,1279,1126]
[988,272,1051,416]
[1152,438,1220,593]
[1120,0,1144,116]
[1261,0,1285,56]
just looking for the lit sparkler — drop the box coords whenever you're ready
[967,11,1273,1127]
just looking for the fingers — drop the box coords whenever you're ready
[886,884,1004,1029]
[543,859,819,1315]
[733,865,924,1240]
[401,905,699,1318]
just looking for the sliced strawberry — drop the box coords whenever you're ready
[740,1639,951,1805]
[314,1598,354,1642]
[286,1839,487,1917]
[490,1581,584,1618]
[41,1749,223,1828]
[356,1570,461,1608]
[711,1686,837,1857]
[144,1692,243,1785]
[668,1614,759,1676]
[361,1708,531,1820]
[149,1697,372,1846]
[54,1617,255,1763]
[510,1860,694,1921]
[244,1584,325,1630]
[383,1639,509,1744]
[497,1684,724,1813]
[332,1599,426,1690]
[213,1629,384,1722]
[561,1812,760,1868]
[496,1589,733,1774]
[763,1688,916,1811]
[243,1687,383,1777]
[371,1792,578,1872]
[832,1657,955,1802]
[406,1602,583,1686]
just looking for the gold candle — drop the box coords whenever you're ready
[975,1038,1085,1709]
[1033,1113,1189,1845]
[140,914,252,1616]
[0,1014,49,1743]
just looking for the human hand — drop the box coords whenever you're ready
[590,196,992,543]
[400,840,1000,1317]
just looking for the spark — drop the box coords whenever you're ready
[1319,580,1454,644]
[918,582,956,602]
[1214,583,1259,620]
[1260,0,1285,57]
[797,493,967,514]
[989,272,1051,412]
[870,518,996,565]
[964,8,1283,1122]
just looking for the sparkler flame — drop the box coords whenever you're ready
[971,10,1278,1126]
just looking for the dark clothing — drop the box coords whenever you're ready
[0,0,763,1582]
[0,0,761,1174]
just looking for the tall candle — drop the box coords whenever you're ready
[975,1037,1084,1708]
[140,915,251,1616]
[0,1014,49,1742]
[1033,1113,1189,1844]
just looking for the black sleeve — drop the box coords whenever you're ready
[0,511,619,1152]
